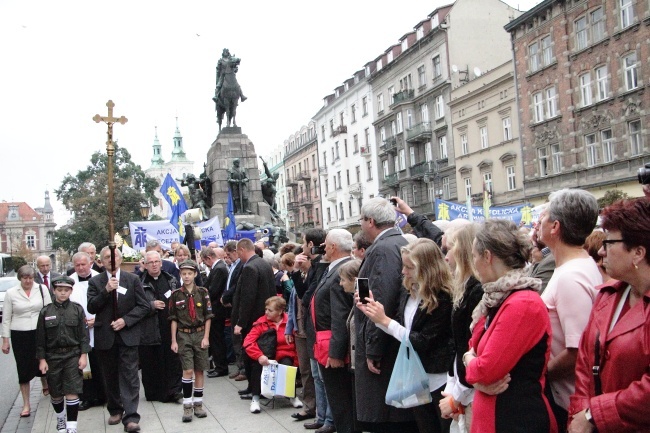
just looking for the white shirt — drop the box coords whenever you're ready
[2,282,51,337]
[70,270,99,347]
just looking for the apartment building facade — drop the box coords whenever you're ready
[505,0,649,203]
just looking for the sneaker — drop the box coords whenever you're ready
[290,397,303,408]
[182,404,193,422]
[56,417,66,433]
[193,402,207,418]
[66,429,77,433]
[250,400,261,414]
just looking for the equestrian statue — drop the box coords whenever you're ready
[212,48,247,131]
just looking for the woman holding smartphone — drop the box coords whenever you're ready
[358,238,454,433]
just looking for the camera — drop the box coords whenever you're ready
[638,163,650,185]
[311,245,326,255]
[390,198,398,207]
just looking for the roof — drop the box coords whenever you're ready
[0,202,43,223]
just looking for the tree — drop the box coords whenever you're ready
[597,189,629,209]
[54,144,158,252]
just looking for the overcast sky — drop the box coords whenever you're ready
[0,0,541,226]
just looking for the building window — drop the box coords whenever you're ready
[377,93,384,112]
[529,41,539,71]
[433,55,441,79]
[400,74,412,92]
[411,185,418,206]
[396,112,403,133]
[417,65,426,87]
[530,35,553,71]
[338,203,344,220]
[546,87,558,118]
[464,177,472,199]
[388,86,395,104]
[483,172,493,194]
[356,165,361,183]
[321,125,326,142]
[601,129,614,163]
[362,96,368,116]
[506,166,516,191]
[538,147,550,176]
[391,121,397,137]
[335,142,340,160]
[425,141,432,161]
[541,35,552,66]
[533,92,545,123]
[417,26,424,40]
[337,172,342,190]
[629,120,642,155]
[502,118,512,141]
[442,176,450,199]
[428,181,435,202]
[351,104,356,123]
[346,169,350,186]
[367,161,373,180]
[585,133,599,166]
[46,233,52,248]
[327,208,332,222]
[380,126,386,142]
[435,95,444,119]
[344,139,348,157]
[420,103,429,122]
[348,202,352,219]
[399,149,406,171]
[353,134,359,153]
[382,160,389,178]
[624,53,638,91]
[551,143,561,173]
[438,136,448,159]
[322,151,327,167]
[406,109,413,129]
[580,73,592,107]
[26,235,35,249]
[480,126,489,149]
[596,66,609,101]
[409,146,416,166]
[620,0,635,28]
[575,16,588,50]
[591,8,605,42]
[461,134,468,155]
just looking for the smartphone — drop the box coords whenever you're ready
[311,245,326,255]
[356,278,370,304]
[390,198,398,207]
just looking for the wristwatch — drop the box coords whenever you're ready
[585,408,595,425]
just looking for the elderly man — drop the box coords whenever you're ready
[87,247,150,433]
[136,240,180,283]
[35,255,62,295]
[537,189,602,431]
[231,239,276,397]
[67,243,104,275]
[69,252,105,411]
[201,247,230,378]
[354,197,414,431]
[139,250,182,403]
[221,241,244,380]
[311,229,354,433]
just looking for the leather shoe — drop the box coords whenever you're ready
[207,370,229,378]
[124,422,141,432]
[78,400,92,411]
[315,425,336,433]
[234,373,247,381]
[107,413,123,425]
[238,388,252,395]
[228,371,239,379]
[304,421,324,429]
[291,411,315,421]
[239,393,252,400]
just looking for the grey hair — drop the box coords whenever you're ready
[100,246,123,259]
[200,247,217,259]
[548,188,598,246]
[144,251,161,262]
[72,252,91,263]
[78,242,96,252]
[361,197,396,228]
[327,229,353,252]
[145,239,162,251]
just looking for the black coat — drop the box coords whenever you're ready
[205,260,229,320]
[139,270,178,346]
[231,255,276,332]
[87,270,151,350]
[450,276,483,388]
[221,260,243,305]
[406,212,443,247]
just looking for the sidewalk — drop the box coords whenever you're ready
[10,370,313,433]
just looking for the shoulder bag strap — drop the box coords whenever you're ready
[38,284,46,307]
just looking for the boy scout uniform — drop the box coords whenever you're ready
[169,283,214,371]
[36,280,91,397]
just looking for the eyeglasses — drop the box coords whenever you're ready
[358,216,370,222]
[146,260,162,265]
[602,239,625,250]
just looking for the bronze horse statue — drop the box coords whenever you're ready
[213,55,245,131]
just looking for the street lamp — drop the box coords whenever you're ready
[139,203,151,220]
[122,225,130,236]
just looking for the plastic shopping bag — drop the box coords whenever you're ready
[261,361,298,399]
[385,335,432,408]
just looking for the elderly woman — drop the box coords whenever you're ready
[568,198,650,432]
[462,220,556,433]
[1,265,52,417]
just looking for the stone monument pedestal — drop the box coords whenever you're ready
[207,131,274,229]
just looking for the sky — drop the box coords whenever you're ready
[0,0,541,226]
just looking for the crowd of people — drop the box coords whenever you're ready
[2,188,650,433]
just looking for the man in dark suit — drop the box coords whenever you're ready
[312,229,354,433]
[35,255,62,295]
[354,197,414,431]
[88,246,151,433]
[201,247,230,377]
[221,240,245,380]
[232,238,276,394]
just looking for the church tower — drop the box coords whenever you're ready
[150,126,165,168]
[171,117,188,162]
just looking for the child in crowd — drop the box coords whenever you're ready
[36,276,90,433]
[169,260,214,422]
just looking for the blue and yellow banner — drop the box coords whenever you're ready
[160,174,188,242]
[223,189,237,241]
[435,199,533,226]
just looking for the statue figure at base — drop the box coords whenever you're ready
[177,173,210,220]
[212,48,247,131]
[259,156,280,221]
[227,158,251,214]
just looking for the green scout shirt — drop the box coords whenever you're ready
[168,285,214,328]
[35,300,91,360]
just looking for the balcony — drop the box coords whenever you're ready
[390,89,414,107]
[360,146,372,157]
[383,173,399,187]
[296,171,311,182]
[300,196,313,208]
[349,183,362,196]
[332,125,348,137]
[299,221,315,230]
[287,199,299,210]
[318,166,328,175]
[326,190,338,202]
[287,177,298,186]
[406,122,432,143]
[380,136,399,154]
[409,161,434,179]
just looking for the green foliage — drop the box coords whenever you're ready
[597,189,629,209]
[11,256,27,272]
[54,144,158,252]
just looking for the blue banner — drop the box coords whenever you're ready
[129,215,223,251]
[159,174,188,242]
[224,189,237,241]
[435,199,534,226]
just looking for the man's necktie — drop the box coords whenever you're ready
[43,274,49,289]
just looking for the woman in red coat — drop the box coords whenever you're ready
[243,296,298,414]
[568,198,650,433]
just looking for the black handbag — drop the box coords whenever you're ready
[256,323,277,359]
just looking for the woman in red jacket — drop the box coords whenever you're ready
[568,198,650,433]
[243,296,298,414]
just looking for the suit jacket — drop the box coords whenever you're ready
[87,269,151,350]
[529,252,555,294]
[311,257,353,361]
[221,259,243,305]
[35,271,62,296]
[205,259,229,320]
[231,255,276,332]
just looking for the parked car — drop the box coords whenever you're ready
[0,276,17,323]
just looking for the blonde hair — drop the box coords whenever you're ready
[401,238,453,314]
[338,259,361,282]
[448,223,480,307]
[265,296,286,312]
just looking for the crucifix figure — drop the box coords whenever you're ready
[93,100,128,272]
